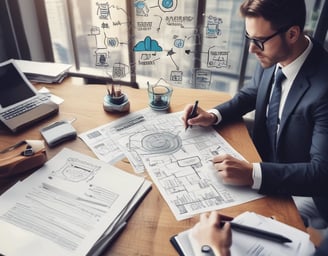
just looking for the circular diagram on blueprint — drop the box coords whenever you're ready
[141,131,182,154]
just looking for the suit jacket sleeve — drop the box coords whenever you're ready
[214,63,264,124]
[216,42,328,198]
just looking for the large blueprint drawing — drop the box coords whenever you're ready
[111,110,263,220]
[80,109,263,220]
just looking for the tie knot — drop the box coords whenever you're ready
[275,68,286,85]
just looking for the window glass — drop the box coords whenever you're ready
[132,0,198,87]
[44,0,327,93]
[45,0,74,64]
[45,0,244,91]
[200,0,243,94]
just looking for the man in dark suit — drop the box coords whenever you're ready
[183,0,328,233]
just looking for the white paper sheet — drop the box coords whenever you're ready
[80,109,264,220]
[79,108,165,172]
[174,212,315,256]
[113,111,264,220]
[230,212,315,256]
[0,148,146,256]
[14,59,71,83]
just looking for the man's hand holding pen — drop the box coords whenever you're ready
[183,101,218,129]
[183,101,253,187]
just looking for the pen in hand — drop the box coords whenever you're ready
[185,100,199,131]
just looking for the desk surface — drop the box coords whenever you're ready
[0,78,306,255]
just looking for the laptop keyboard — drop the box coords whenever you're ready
[1,96,50,120]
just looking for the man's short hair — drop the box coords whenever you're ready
[240,0,306,31]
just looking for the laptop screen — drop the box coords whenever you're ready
[0,62,36,108]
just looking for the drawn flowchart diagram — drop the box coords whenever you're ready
[85,0,233,88]
[80,109,263,220]
[110,111,263,220]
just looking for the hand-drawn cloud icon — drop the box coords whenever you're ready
[133,36,163,52]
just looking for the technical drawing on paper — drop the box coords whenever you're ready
[79,108,166,171]
[131,131,182,155]
[114,111,263,220]
[49,157,100,183]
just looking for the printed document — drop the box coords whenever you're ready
[0,148,149,256]
[171,211,315,256]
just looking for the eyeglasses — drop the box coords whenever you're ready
[245,27,289,51]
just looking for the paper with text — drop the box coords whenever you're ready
[230,212,315,255]
[79,108,165,172]
[0,148,146,256]
[173,212,315,256]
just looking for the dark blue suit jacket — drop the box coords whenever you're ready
[315,234,328,255]
[216,40,328,222]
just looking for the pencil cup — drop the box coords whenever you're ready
[103,93,130,112]
[109,94,125,105]
[147,84,173,111]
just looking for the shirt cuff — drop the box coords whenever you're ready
[207,109,222,125]
[252,163,262,190]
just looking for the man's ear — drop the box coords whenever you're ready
[286,25,301,43]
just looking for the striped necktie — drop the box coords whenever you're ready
[266,67,286,150]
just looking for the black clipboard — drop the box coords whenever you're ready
[170,234,186,256]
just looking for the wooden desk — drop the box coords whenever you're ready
[0,78,306,256]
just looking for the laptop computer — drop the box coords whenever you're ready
[0,59,59,133]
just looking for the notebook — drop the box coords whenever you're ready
[0,59,59,133]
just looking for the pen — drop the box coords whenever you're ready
[221,221,292,243]
[185,100,199,131]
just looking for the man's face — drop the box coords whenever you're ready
[245,17,290,68]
